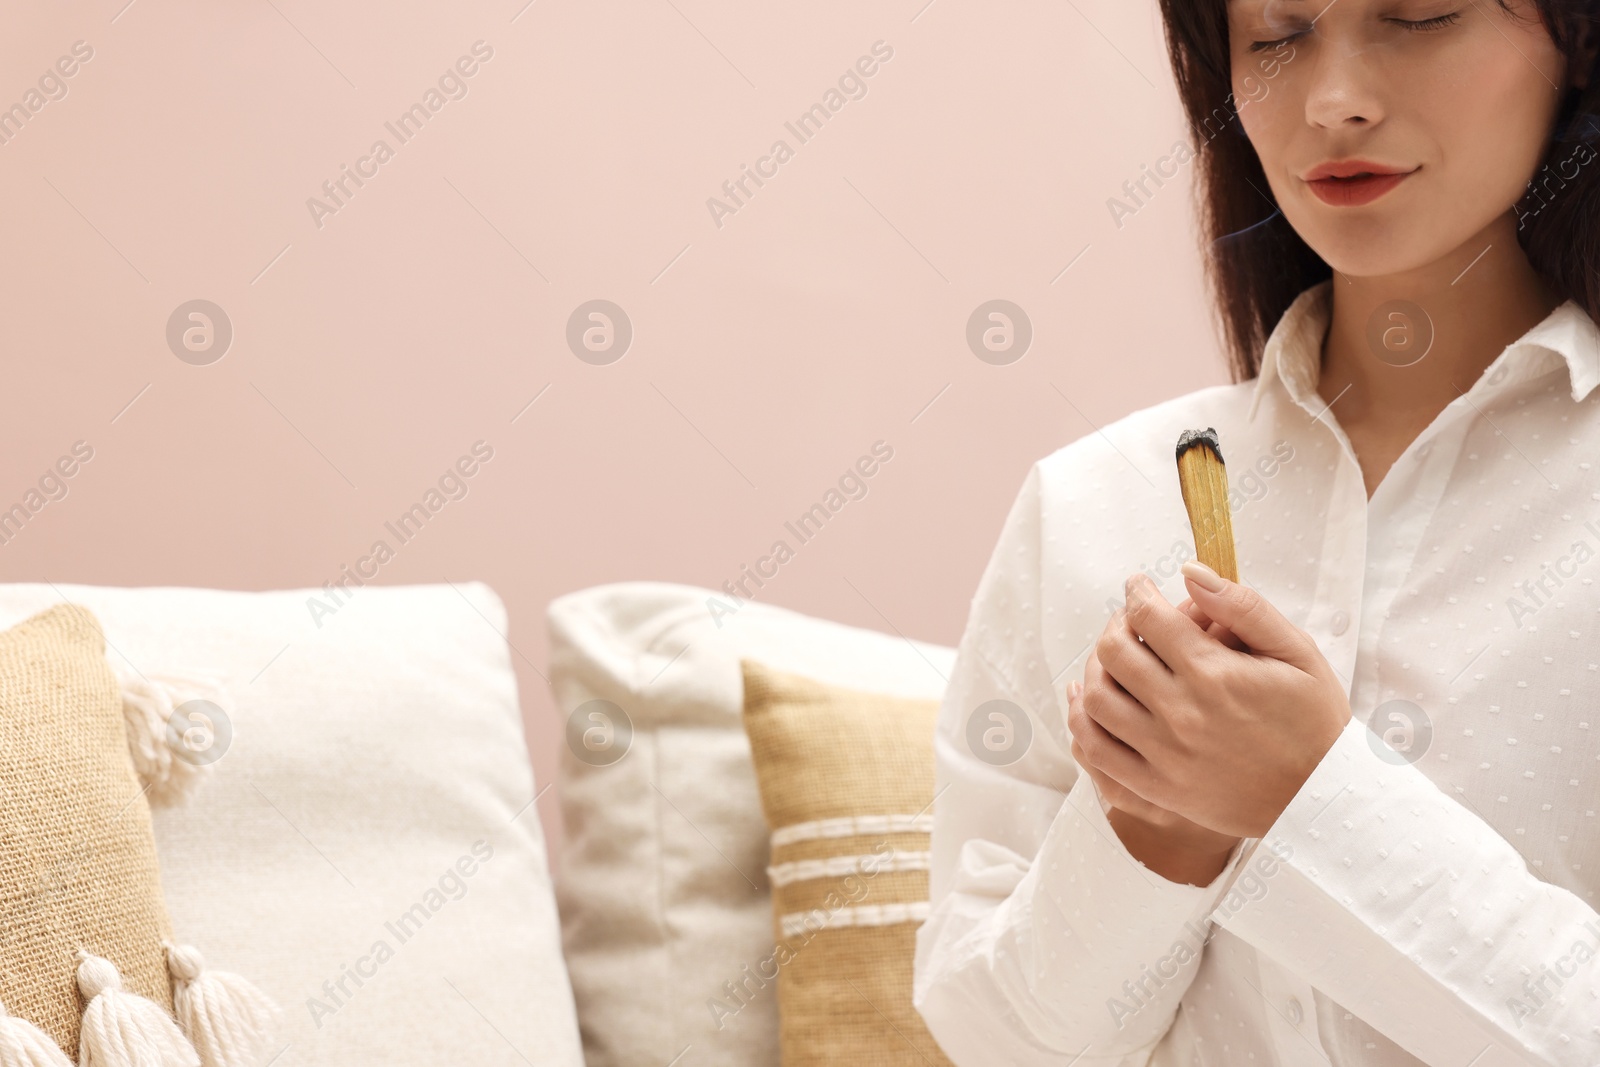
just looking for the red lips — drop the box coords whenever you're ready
[1302,159,1418,207]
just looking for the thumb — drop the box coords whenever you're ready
[1179,560,1308,664]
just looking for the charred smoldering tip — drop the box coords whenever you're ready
[1175,427,1224,464]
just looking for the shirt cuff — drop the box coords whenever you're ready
[1062,770,1251,903]
[1025,771,1253,1005]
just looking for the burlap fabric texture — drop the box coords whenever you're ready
[740,658,953,1067]
[0,603,175,1051]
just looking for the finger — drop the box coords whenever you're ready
[1067,674,1156,801]
[1068,679,1180,823]
[1072,732,1164,820]
[1180,597,1214,629]
[1180,560,1312,664]
[1120,572,1209,675]
[1079,650,1161,757]
[1067,663,1139,755]
[1067,680,1152,806]
[1206,620,1249,652]
[1180,596,1247,651]
[1095,608,1179,717]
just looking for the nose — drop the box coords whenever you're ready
[1301,29,1387,129]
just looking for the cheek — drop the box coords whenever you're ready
[1235,84,1285,156]
[1234,78,1302,195]
[1425,44,1562,206]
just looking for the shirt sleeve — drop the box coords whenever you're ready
[912,459,1253,1065]
[1216,715,1600,1066]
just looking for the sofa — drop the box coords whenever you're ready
[0,578,953,1065]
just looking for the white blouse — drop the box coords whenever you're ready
[913,279,1600,1067]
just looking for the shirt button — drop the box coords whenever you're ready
[1286,996,1304,1026]
[1331,610,1350,636]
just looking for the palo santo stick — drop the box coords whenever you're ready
[1175,427,1239,582]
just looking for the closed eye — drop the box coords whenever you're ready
[1247,9,1463,53]
[1390,11,1462,32]
[1248,29,1307,54]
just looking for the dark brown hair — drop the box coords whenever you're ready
[1155,0,1600,381]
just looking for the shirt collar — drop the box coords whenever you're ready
[1247,279,1600,422]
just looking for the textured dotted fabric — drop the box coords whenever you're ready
[914,280,1600,1066]
[0,604,175,1053]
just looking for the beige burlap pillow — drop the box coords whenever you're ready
[0,603,175,1049]
[739,658,953,1067]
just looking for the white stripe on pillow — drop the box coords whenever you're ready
[769,813,933,848]
[778,901,931,939]
[765,850,931,887]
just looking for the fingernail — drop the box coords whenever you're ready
[1181,559,1226,592]
[1066,679,1082,701]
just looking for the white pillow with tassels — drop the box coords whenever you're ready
[0,583,583,1067]
[0,603,277,1067]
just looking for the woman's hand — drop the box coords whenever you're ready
[1068,589,1237,835]
[1067,592,1245,884]
[1070,560,1352,840]
[1067,692,1242,885]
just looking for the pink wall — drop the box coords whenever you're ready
[0,0,1227,864]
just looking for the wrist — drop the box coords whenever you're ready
[1107,807,1240,886]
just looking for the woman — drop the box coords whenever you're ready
[913,1,1600,1064]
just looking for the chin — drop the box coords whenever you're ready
[1292,211,1450,280]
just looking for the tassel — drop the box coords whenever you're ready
[116,671,231,806]
[0,1000,71,1067]
[76,953,198,1067]
[165,946,279,1067]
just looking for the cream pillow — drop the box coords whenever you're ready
[548,582,955,1067]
